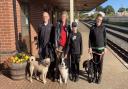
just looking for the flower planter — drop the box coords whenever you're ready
[9,62,27,80]
[7,53,29,80]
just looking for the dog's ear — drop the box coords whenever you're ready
[44,58,50,63]
[83,64,85,68]
[83,61,87,68]
[83,62,85,68]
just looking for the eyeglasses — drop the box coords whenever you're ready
[96,18,103,21]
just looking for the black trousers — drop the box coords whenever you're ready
[39,46,49,60]
[71,54,80,77]
[92,49,104,80]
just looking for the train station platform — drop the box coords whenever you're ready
[0,22,128,89]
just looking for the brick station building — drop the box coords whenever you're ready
[0,0,106,62]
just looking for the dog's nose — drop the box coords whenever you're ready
[61,63,64,66]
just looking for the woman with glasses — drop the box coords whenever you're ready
[88,14,107,84]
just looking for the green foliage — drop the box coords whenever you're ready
[96,6,104,12]
[126,8,128,12]
[87,13,98,20]
[104,5,115,15]
[96,5,115,16]
[118,7,126,12]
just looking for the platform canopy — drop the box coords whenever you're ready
[20,0,107,24]
[22,0,107,11]
[49,0,107,11]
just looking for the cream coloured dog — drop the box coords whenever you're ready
[29,56,50,84]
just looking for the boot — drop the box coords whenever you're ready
[72,74,76,82]
[74,74,79,82]
[96,75,102,84]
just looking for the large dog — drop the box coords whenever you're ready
[58,57,68,84]
[83,59,94,83]
[28,56,50,84]
[83,52,104,83]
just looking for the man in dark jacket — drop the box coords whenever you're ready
[66,22,83,82]
[88,14,107,84]
[38,12,52,63]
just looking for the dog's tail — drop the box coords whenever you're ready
[29,56,36,62]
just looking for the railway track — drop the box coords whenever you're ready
[107,39,128,63]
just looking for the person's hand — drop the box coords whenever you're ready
[55,48,58,51]
[39,47,42,52]
[88,48,92,54]
[64,54,67,59]
[104,48,107,54]
[55,48,58,54]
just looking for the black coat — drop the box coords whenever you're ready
[38,22,52,48]
[66,31,83,55]
[89,24,107,48]
[38,22,53,60]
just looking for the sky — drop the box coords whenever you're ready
[101,0,128,12]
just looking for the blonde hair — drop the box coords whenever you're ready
[61,11,68,18]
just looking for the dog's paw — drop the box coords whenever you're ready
[64,80,67,84]
[59,80,63,84]
[36,77,39,80]
[43,80,47,84]
[64,82,67,84]
[59,82,62,84]
[30,78,33,83]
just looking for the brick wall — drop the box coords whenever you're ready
[0,0,21,62]
[0,0,55,62]
[29,1,44,57]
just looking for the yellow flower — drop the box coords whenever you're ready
[9,53,30,64]
[25,56,29,60]
[13,60,15,63]
[15,56,18,60]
